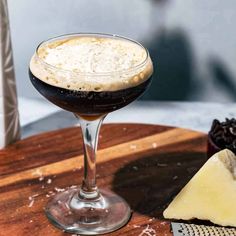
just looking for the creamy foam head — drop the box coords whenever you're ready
[30,35,153,91]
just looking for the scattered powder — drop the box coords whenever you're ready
[160,221,167,225]
[134,225,141,228]
[173,176,178,180]
[138,225,156,236]
[28,193,40,207]
[177,162,182,166]
[45,185,77,199]
[133,166,139,171]
[47,178,52,184]
[70,185,77,189]
[46,190,55,197]
[157,163,168,167]
[28,199,34,208]
[54,187,65,192]
[123,127,127,131]
[65,202,70,209]
[29,220,33,223]
[130,144,137,150]
[32,168,43,177]
[187,167,197,173]
[39,176,44,181]
[57,200,62,205]
[152,143,157,149]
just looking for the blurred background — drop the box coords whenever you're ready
[8,0,236,102]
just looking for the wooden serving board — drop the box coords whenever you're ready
[0,124,207,236]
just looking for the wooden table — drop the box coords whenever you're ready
[0,124,207,235]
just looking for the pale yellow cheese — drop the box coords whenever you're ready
[163,149,236,227]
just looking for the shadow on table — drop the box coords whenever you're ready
[112,150,206,218]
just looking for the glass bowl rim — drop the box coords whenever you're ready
[34,32,150,77]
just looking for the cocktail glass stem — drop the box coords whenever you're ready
[77,115,105,200]
[45,113,131,235]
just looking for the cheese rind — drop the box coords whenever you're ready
[163,149,236,227]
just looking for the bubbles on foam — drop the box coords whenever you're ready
[30,36,153,91]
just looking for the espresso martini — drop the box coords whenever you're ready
[29,33,153,235]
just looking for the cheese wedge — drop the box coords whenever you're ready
[163,149,236,227]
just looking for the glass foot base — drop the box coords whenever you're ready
[45,188,131,235]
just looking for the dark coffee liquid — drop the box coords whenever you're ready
[29,70,151,118]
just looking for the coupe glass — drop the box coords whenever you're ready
[29,33,153,235]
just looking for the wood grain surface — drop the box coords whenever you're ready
[0,124,207,236]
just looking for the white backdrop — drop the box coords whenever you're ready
[8,0,236,102]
